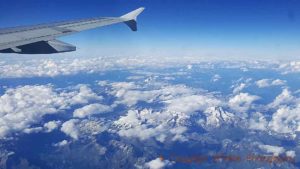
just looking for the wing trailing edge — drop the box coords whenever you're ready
[0,40,76,54]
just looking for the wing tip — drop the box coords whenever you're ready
[121,7,145,21]
[121,7,145,31]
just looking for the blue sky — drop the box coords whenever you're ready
[1,0,300,59]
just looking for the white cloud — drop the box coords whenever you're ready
[61,119,80,140]
[256,79,286,88]
[44,120,61,133]
[53,140,69,147]
[114,109,188,142]
[269,106,300,134]
[256,79,269,88]
[272,79,286,86]
[111,81,233,141]
[0,150,14,167]
[78,119,107,136]
[186,64,193,70]
[211,74,221,82]
[248,112,268,131]
[115,90,158,107]
[145,158,174,169]
[109,82,196,107]
[19,120,61,134]
[111,82,137,91]
[23,127,43,134]
[228,93,260,115]
[0,57,198,78]
[232,83,247,94]
[0,84,100,139]
[286,150,296,158]
[61,119,106,140]
[258,144,285,156]
[266,88,300,134]
[165,95,221,113]
[73,103,112,118]
[231,78,253,95]
[157,85,195,101]
[69,85,102,105]
[268,89,296,108]
[278,61,300,74]
[0,85,65,138]
[0,58,115,78]
[109,82,158,106]
[0,58,287,79]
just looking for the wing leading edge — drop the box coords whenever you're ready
[0,7,145,54]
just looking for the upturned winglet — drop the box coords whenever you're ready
[120,7,145,31]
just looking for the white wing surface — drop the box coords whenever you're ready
[0,7,144,54]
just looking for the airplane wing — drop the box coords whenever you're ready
[0,7,145,54]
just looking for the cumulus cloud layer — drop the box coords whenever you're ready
[0,84,100,139]
[0,57,293,79]
[107,77,300,138]
[111,81,235,142]
[278,61,300,74]
[1,57,300,168]
[114,109,188,142]
[109,82,196,107]
[0,57,203,78]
